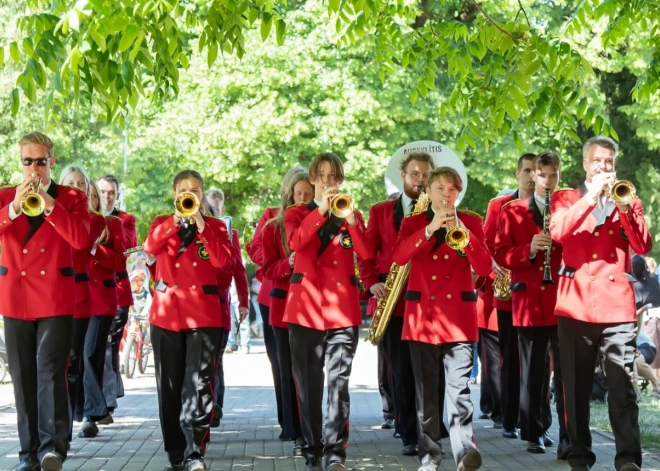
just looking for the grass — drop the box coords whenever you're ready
[590,391,660,452]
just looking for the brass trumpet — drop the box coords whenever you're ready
[444,200,469,250]
[609,180,636,205]
[330,194,353,218]
[174,192,200,220]
[21,173,45,216]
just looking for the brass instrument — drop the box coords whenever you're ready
[124,246,144,256]
[331,194,353,218]
[610,180,636,205]
[174,192,200,221]
[542,189,553,285]
[445,200,470,251]
[367,187,430,345]
[21,173,45,216]
[493,270,512,301]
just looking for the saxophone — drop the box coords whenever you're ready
[367,188,430,345]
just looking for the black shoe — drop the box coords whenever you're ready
[526,437,546,454]
[381,418,395,429]
[164,463,184,471]
[78,418,99,438]
[478,412,490,420]
[492,418,503,429]
[502,428,519,439]
[184,458,207,471]
[305,457,323,471]
[326,461,346,471]
[40,453,62,471]
[402,445,418,456]
[543,431,554,447]
[620,464,641,471]
[557,440,571,460]
[457,449,482,471]
[15,458,40,471]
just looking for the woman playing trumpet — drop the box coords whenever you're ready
[143,170,232,471]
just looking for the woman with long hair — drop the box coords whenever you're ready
[261,166,313,453]
[59,166,108,439]
[143,170,232,471]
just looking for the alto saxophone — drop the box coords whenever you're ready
[367,187,430,345]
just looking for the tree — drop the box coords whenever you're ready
[2,0,659,148]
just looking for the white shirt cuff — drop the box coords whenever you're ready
[425,225,432,240]
[8,203,20,220]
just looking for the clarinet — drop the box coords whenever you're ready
[542,189,553,285]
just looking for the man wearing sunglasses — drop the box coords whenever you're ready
[0,132,90,471]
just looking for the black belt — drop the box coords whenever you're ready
[116,271,129,280]
[74,273,90,282]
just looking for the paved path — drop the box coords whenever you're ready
[1,330,659,470]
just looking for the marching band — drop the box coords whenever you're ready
[0,132,652,471]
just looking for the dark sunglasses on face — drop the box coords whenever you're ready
[21,157,50,167]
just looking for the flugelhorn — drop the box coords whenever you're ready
[174,192,200,221]
[444,200,469,251]
[21,173,45,216]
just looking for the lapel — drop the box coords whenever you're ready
[426,206,446,252]
[528,196,544,230]
[306,201,318,211]
[393,196,404,233]
[512,189,520,201]
[317,213,344,256]
[177,219,199,257]
[24,182,59,246]
[579,183,588,197]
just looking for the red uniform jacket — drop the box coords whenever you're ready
[73,212,107,319]
[261,220,294,328]
[247,207,278,307]
[549,186,652,324]
[0,184,90,319]
[112,209,136,308]
[495,197,563,327]
[284,202,373,331]
[216,229,250,328]
[392,208,491,345]
[476,277,499,331]
[482,192,519,312]
[359,197,407,318]
[90,216,125,316]
[144,215,232,331]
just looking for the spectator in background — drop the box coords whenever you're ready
[635,331,660,398]
[130,270,152,318]
[633,256,660,310]
[646,256,660,284]
[227,278,251,354]
[250,277,263,338]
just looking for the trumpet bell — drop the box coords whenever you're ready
[21,193,45,217]
[174,192,201,219]
[446,227,469,251]
[331,194,353,218]
[611,180,636,205]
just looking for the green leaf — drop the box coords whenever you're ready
[275,18,286,46]
[410,89,418,104]
[10,41,20,65]
[566,129,581,144]
[509,87,528,112]
[207,41,218,67]
[248,8,259,25]
[0,47,4,69]
[89,26,107,51]
[118,25,139,52]
[10,88,19,115]
[610,127,619,142]
[329,0,340,13]
[261,13,272,41]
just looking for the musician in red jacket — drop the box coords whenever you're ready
[495,152,568,456]
[483,152,535,439]
[98,173,136,419]
[284,153,372,471]
[549,137,652,471]
[144,170,232,471]
[0,132,91,471]
[392,166,490,471]
[359,151,435,455]
[261,167,313,454]
[59,167,108,439]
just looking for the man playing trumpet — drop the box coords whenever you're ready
[392,167,491,471]
[550,136,652,471]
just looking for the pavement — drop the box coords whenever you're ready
[1,328,659,470]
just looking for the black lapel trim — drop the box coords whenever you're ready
[317,214,344,256]
[512,190,519,200]
[529,196,544,229]
[393,196,404,233]
[177,220,199,256]
[425,206,446,252]
[306,201,318,211]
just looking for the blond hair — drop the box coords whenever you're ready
[59,165,95,212]
[18,132,55,158]
[270,166,311,256]
[427,166,463,191]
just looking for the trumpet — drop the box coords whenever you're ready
[21,173,45,217]
[444,200,470,251]
[331,194,353,218]
[174,192,201,221]
[609,180,636,205]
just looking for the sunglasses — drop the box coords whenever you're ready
[21,157,50,167]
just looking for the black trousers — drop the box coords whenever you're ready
[69,318,91,425]
[518,326,567,443]
[214,329,229,411]
[289,324,358,466]
[83,316,114,421]
[558,317,641,470]
[260,304,284,434]
[497,310,520,430]
[382,316,418,446]
[478,328,502,421]
[5,316,73,462]
[152,325,222,464]
[273,326,302,440]
[104,305,130,410]
[409,341,476,466]
[377,340,395,421]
